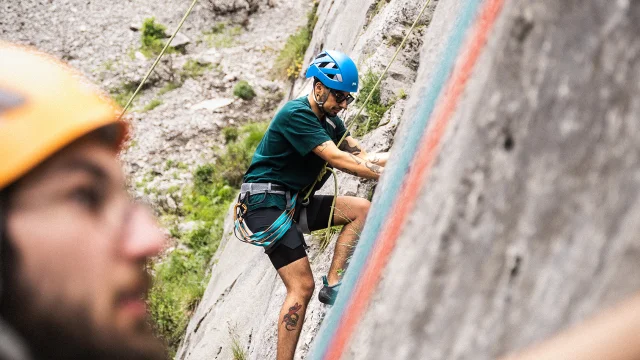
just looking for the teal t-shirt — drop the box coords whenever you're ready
[243,96,349,210]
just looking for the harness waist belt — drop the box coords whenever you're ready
[240,182,287,196]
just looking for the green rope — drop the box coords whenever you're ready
[117,0,199,119]
[303,0,433,203]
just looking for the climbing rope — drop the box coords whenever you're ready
[117,0,199,119]
[304,0,434,240]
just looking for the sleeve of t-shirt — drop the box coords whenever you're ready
[282,108,332,156]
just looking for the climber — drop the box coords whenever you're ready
[0,42,166,360]
[237,50,388,360]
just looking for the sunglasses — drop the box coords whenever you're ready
[330,89,355,105]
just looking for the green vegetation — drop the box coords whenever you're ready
[202,23,243,48]
[140,17,175,57]
[222,126,239,144]
[159,80,183,95]
[398,88,408,100]
[143,98,163,112]
[353,71,391,137]
[155,60,211,98]
[110,81,139,107]
[127,47,137,60]
[164,160,188,171]
[148,122,267,354]
[313,225,342,251]
[233,80,256,100]
[102,59,115,71]
[182,59,213,79]
[273,1,319,80]
[230,329,248,360]
[373,0,389,17]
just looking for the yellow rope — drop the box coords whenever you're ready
[117,0,199,119]
[359,0,432,133]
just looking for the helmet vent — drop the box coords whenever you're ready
[318,61,337,69]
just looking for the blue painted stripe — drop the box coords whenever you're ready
[310,1,484,358]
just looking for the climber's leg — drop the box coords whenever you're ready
[276,255,314,360]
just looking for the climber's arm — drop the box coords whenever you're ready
[313,140,383,180]
[338,135,389,166]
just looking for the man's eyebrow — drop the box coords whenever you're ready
[58,158,109,181]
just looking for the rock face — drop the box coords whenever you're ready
[341,1,640,359]
[176,0,437,358]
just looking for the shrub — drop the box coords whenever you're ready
[222,126,239,144]
[216,123,267,186]
[140,18,173,57]
[352,71,391,136]
[233,80,256,100]
[193,163,215,195]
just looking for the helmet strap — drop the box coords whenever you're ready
[312,90,330,117]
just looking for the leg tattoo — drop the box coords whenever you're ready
[282,303,303,331]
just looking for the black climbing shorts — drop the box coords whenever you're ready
[244,194,336,270]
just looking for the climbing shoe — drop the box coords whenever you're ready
[318,275,341,305]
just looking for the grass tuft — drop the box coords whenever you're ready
[158,80,183,95]
[143,98,163,112]
[233,80,256,100]
[229,324,248,360]
[182,59,213,79]
[202,23,243,48]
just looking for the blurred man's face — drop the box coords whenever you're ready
[3,136,166,360]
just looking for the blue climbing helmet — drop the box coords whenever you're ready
[305,50,359,93]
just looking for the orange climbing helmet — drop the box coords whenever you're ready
[0,41,128,190]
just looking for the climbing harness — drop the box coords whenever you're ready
[233,183,298,248]
[117,0,199,119]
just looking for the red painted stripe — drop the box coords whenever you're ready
[323,0,506,358]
